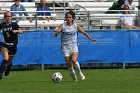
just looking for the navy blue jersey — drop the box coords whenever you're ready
[0,22,20,45]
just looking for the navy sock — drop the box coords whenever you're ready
[7,63,12,71]
[0,59,8,73]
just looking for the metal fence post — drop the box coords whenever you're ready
[87,11,90,30]
[123,62,125,69]
[35,11,38,30]
[42,64,44,71]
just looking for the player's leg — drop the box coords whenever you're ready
[0,48,9,79]
[4,55,14,76]
[71,52,85,80]
[5,45,17,76]
[64,57,78,82]
[71,43,85,80]
[62,44,78,82]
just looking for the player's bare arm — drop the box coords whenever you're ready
[12,28,23,34]
[55,25,63,37]
[77,24,96,42]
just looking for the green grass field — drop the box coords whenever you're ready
[0,69,140,93]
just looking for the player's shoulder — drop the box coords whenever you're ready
[73,22,78,28]
[11,22,20,29]
[11,22,18,25]
[62,22,66,27]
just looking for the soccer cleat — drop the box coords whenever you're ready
[79,72,85,80]
[4,64,12,76]
[4,69,10,76]
[0,73,3,80]
[72,75,78,82]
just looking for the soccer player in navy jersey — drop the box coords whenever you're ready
[0,11,23,80]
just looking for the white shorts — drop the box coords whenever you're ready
[62,43,78,57]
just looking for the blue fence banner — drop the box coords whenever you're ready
[0,30,140,65]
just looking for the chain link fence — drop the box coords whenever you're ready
[10,63,140,71]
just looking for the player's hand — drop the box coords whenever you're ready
[55,31,60,37]
[12,30,17,33]
[92,39,96,42]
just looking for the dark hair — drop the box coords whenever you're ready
[118,0,125,5]
[4,11,12,18]
[65,10,75,20]
[123,5,129,9]
[123,5,130,14]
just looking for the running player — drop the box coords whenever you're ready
[55,10,96,82]
[0,11,23,80]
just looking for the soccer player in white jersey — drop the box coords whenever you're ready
[55,10,96,82]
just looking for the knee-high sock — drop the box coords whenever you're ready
[68,67,77,81]
[6,63,12,71]
[0,59,8,73]
[74,61,82,74]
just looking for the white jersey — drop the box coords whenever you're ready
[61,22,78,44]
[120,14,134,27]
[61,22,78,57]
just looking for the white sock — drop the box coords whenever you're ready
[68,67,77,81]
[74,61,82,74]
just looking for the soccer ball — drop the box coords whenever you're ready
[52,72,63,83]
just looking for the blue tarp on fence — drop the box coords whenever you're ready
[1,30,140,65]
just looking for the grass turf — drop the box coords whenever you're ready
[0,69,140,93]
